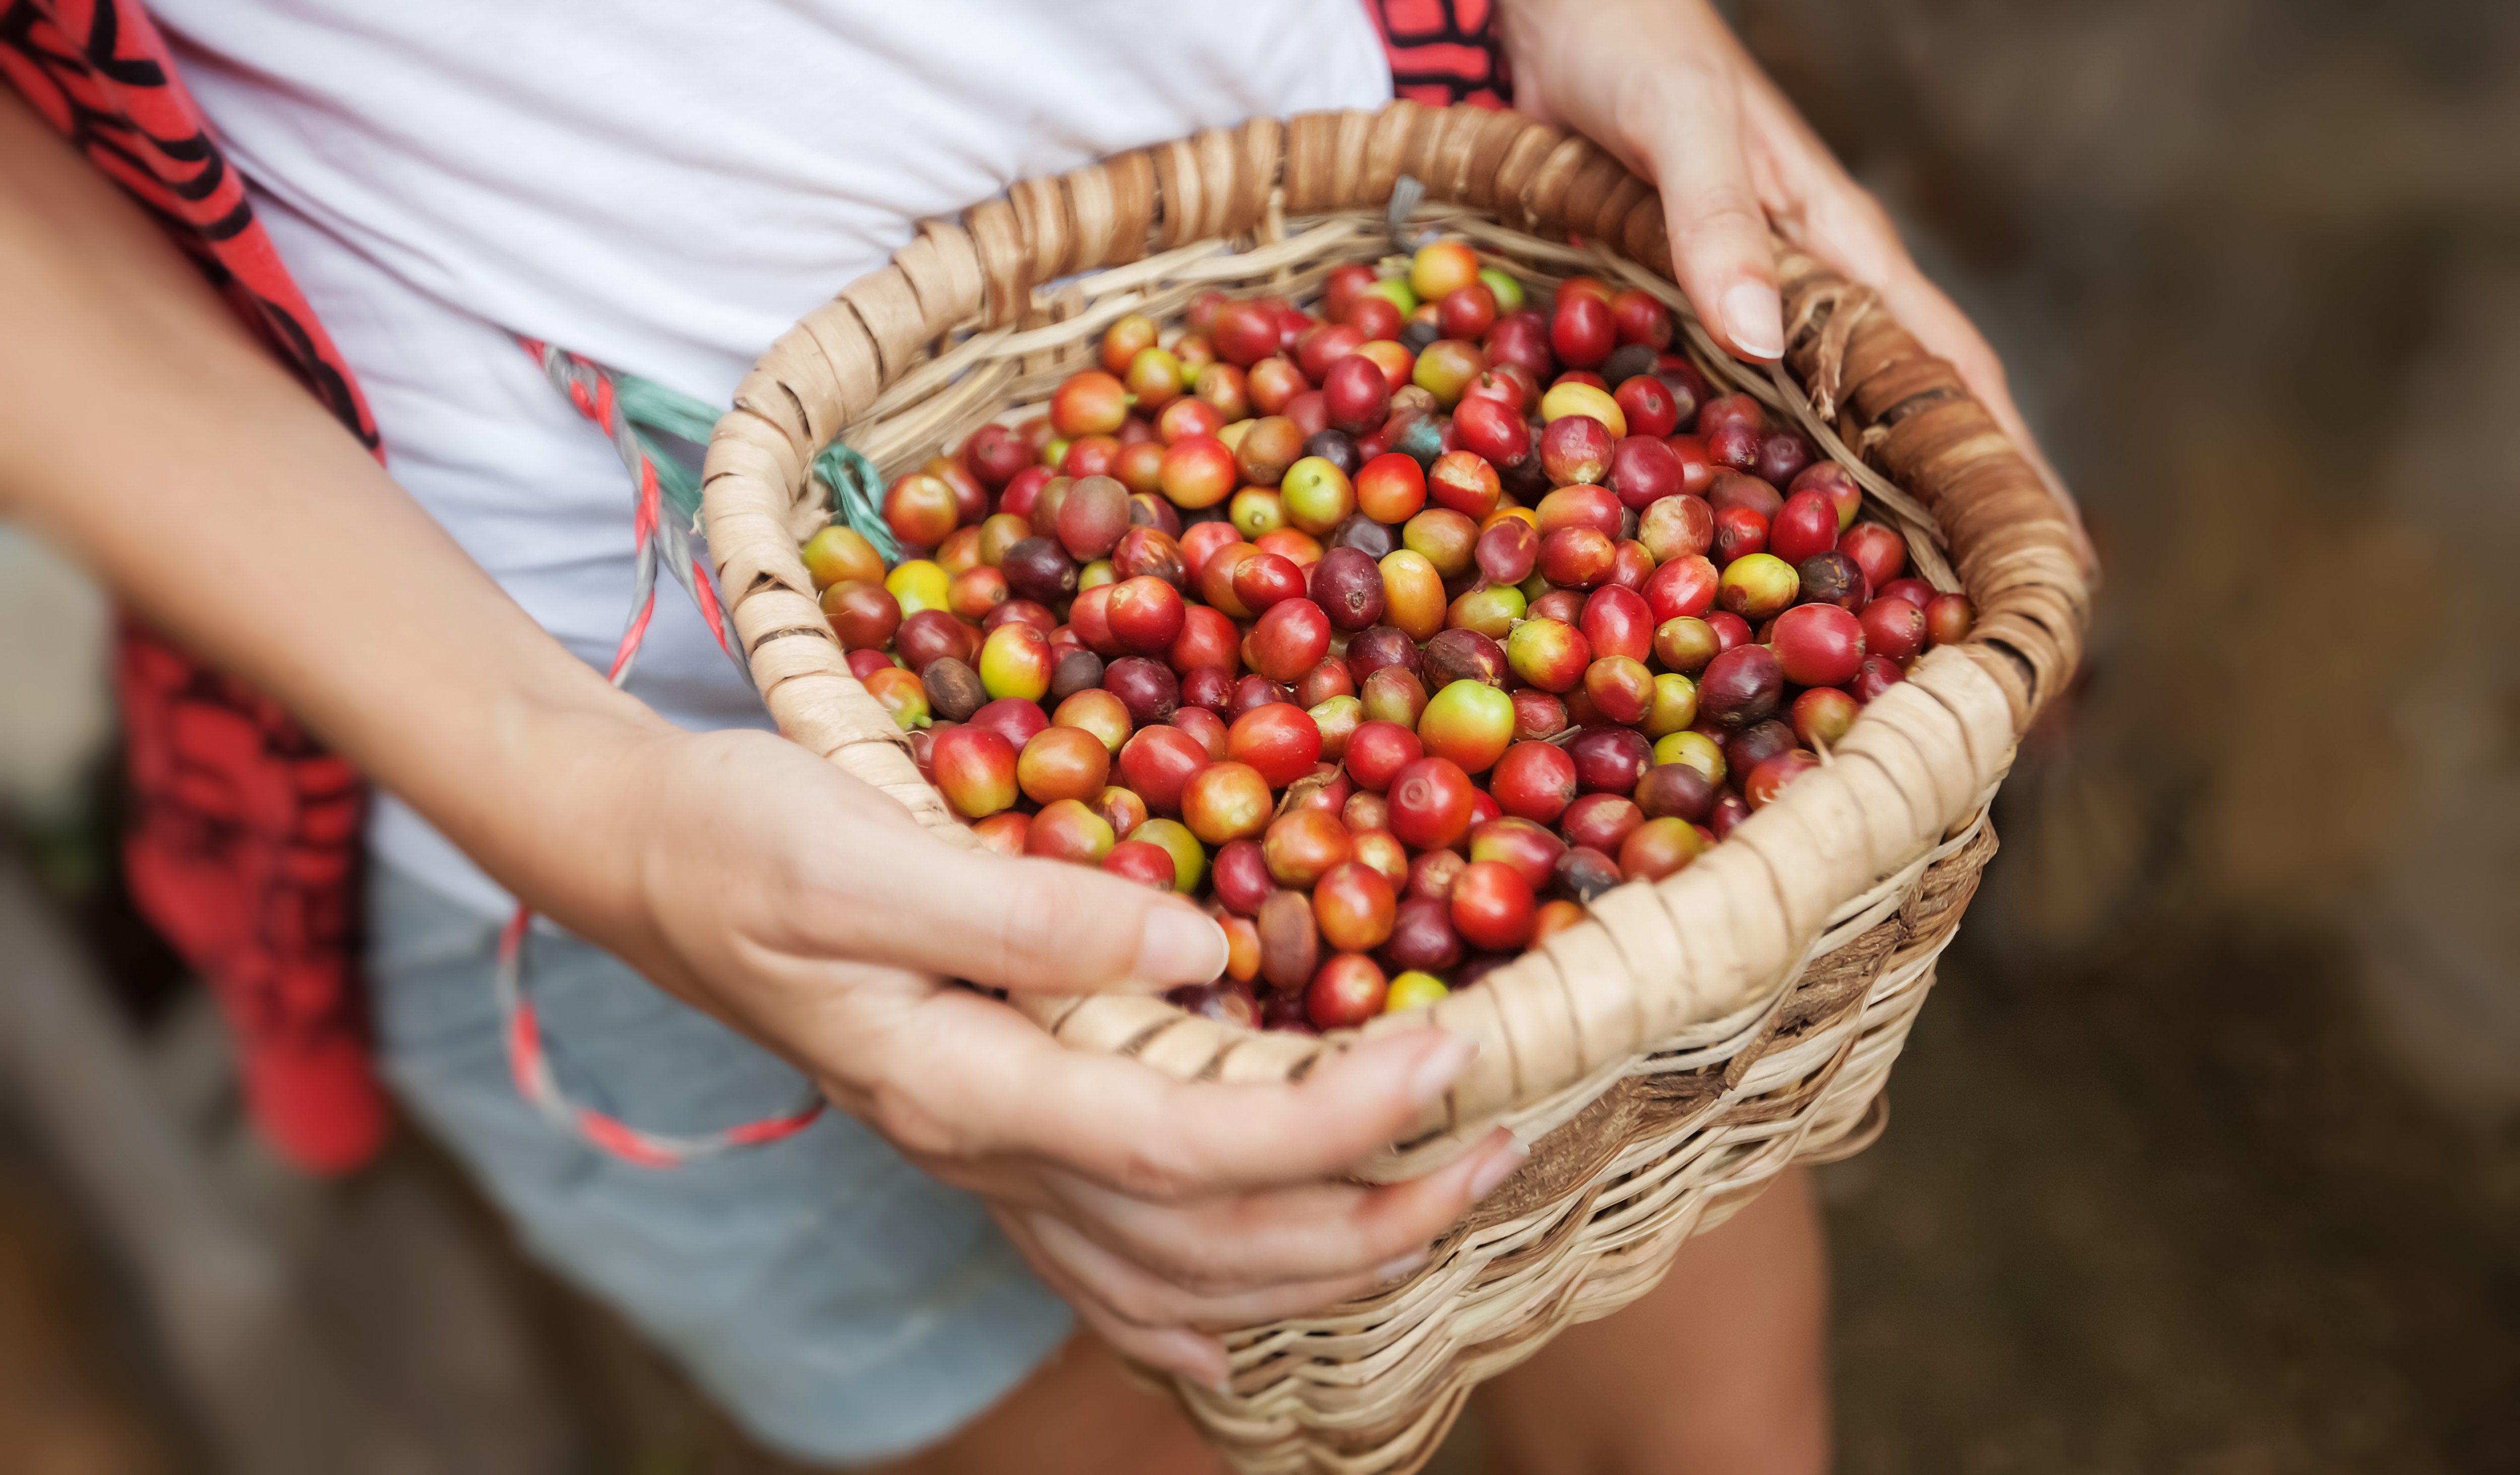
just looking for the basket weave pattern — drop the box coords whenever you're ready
[700,101,2086,1473]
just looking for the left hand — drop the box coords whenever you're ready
[1497,0,2092,566]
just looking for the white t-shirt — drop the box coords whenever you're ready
[150,2,1394,917]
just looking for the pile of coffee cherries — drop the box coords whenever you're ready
[803,239,1973,1033]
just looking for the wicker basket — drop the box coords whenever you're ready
[700,100,2086,1475]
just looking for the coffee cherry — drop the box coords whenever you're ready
[1168,707,1228,765]
[1470,818,1566,891]
[1409,240,1481,301]
[1757,433,1813,488]
[822,580,903,652]
[1382,895,1465,974]
[1924,592,1975,648]
[1838,523,1908,592]
[1641,673,1700,738]
[803,525,887,591]
[1851,654,1907,704]
[1305,952,1389,1030]
[1228,702,1324,787]
[1000,537,1079,606]
[1315,861,1398,953]
[1619,816,1704,881]
[1582,657,1656,727]
[1281,457,1357,535]
[1794,550,1868,612]
[1360,666,1430,728]
[1168,604,1239,676]
[1511,688,1569,742]
[1643,554,1720,622]
[1256,887,1320,993]
[1097,838,1177,893]
[1635,761,1715,823]
[1097,575,1180,658]
[1559,794,1644,857]
[1791,687,1859,751]
[1412,339,1487,408]
[1181,761,1274,846]
[1417,680,1516,774]
[1860,596,1925,663]
[1023,799,1114,864]
[1050,370,1130,438]
[1354,453,1428,525]
[1126,817,1206,894]
[1238,597,1321,683]
[884,473,961,551]
[1539,415,1616,486]
[930,726,1018,817]
[1550,294,1615,369]
[1248,357,1310,416]
[1566,726,1652,795]
[1452,861,1537,950]
[1419,631,1504,694]
[849,648,899,684]
[969,695,1047,750]
[1388,756,1478,850]
[1454,393,1531,471]
[1490,741,1578,822]
[1698,645,1784,730]
[1104,655,1180,725]
[1424,451,1502,522]
[1378,550,1448,640]
[1263,808,1352,889]
[1746,750,1820,810]
[1092,785,1150,841]
[1538,528,1617,590]
[1772,604,1866,688]
[1294,658,1356,710]
[1654,730,1726,787]
[1211,838,1274,915]
[1211,299,1282,367]
[1342,720,1422,793]
[866,666,931,730]
[1606,434,1684,511]
[1717,553,1800,622]
[977,622,1053,702]
[1157,436,1236,511]
[1770,489,1840,568]
[1443,584,1523,642]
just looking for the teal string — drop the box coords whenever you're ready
[812,439,903,563]
[611,372,901,564]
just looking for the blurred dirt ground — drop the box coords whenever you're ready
[5,1,2520,1471]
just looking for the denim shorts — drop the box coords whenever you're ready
[365,865,1074,1464]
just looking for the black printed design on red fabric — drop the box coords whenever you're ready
[1362,0,1513,109]
[2,0,389,1173]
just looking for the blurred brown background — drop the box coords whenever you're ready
[4,1,2518,1470]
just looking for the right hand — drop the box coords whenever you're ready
[589,726,1529,1386]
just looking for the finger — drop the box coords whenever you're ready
[994,1208,1230,1389]
[870,994,1482,1199]
[1735,73,2096,569]
[1024,1211,1403,1330]
[1048,1128,1529,1292]
[819,819,1229,993]
[1631,62,1783,361]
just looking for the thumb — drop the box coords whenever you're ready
[855,825,1230,994]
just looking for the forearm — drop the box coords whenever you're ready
[0,91,671,935]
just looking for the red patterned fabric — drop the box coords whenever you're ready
[3,0,388,1172]
[1363,0,1510,108]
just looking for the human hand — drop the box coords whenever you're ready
[1497,0,2092,563]
[585,727,1527,1386]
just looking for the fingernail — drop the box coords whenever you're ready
[1406,1032,1479,1107]
[1139,906,1230,985]
[1723,280,1785,360]
[1374,1248,1429,1285]
[1469,1136,1530,1201]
